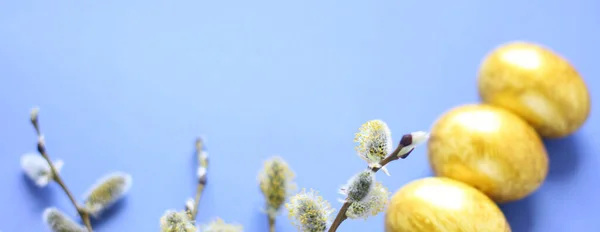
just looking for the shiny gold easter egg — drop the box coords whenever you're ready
[478,41,591,138]
[428,104,548,203]
[385,177,511,232]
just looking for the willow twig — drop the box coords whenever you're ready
[192,183,205,219]
[31,110,93,232]
[268,216,275,232]
[191,138,208,220]
[327,134,416,232]
[327,201,351,232]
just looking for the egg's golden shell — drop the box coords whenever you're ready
[478,41,591,138]
[385,177,511,232]
[427,104,548,203]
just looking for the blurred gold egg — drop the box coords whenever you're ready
[385,177,510,232]
[478,41,591,138]
[427,104,548,203]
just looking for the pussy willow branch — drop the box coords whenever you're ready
[268,216,275,232]
[328,134,416,232]
[31,113,94,232]
[191,138,208,220]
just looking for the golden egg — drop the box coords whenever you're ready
[427,104,548,203]
[385,177,510,232]
[478,41,591,138]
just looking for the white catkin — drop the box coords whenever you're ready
[43,208,87,232]
[83,172,133,217]
[346,182,390,220]
[354,120,393,176]
[21,153,63,187]
[341,170,375,203]
[286,189,333,232]
[185,198,195,213]
[197,167,207,179]
[258,156,296,218]
[201,218,244,232]
[160,210,196,232]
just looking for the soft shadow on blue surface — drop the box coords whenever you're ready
[544,135,582,181]
[500,196,536,232]
[502,134,585,231]
[22,174,56,211]
[90,199,128,229]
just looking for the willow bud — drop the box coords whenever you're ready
[340,170,375,203]
[285,189,333,232]
[160,210,196,232]
[258,156,296,218]
[43,207,86,232]
[354,120,393,175]
[83,172,132,217]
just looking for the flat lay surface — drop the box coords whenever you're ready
[1,1,598,231]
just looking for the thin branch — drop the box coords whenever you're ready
[327,201,351,232]
[191,138,208,220]
[328,134,416,232]
[268,216,275,232]
[32,110,93,232]
[370,147,415,172]
[192,183,205,219]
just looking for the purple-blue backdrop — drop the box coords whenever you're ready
[1,1,599,231]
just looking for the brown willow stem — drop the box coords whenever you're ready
[268,216,275,232]
[191,138,208,219]
[327,201,351,232]
[32,115,93,232]
[328,134,416,232]
[192,182,205,219]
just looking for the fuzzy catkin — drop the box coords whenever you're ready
[259,157,295,218]
[43,208,87,232]
[346,182,390,220]
[355,120,393,162]
[185,198,195,213]
[345,170,375,203]
[354,119,393,175]
[286,189,333,232]
[201,218,244,232]
[83,172,132,217]
[21,153,63,187]
[296,198,328,231]
[160,210,197,232]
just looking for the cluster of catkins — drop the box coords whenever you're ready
[159,211,243,232]
[23,109,426,232]
[22,108,133,232]
[23,108,244,232]
[257,119,428,232]
[158,139,243,232]
[39,169,132,231]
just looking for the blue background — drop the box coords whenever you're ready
[1,1,599,231]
